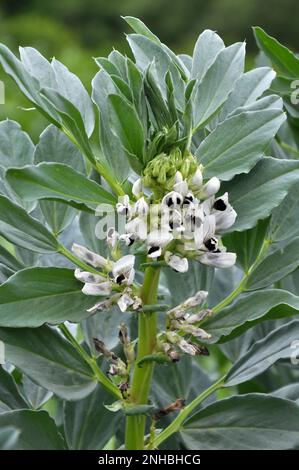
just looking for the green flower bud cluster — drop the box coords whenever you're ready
[142,148,198,197]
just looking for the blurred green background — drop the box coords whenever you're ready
[0,0,298,140]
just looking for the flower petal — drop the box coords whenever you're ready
[75,269,106,284]
[215,207,237,231]
[165,252,189,273]
[147,228,173,248]
[132,178,143,197]
[113,254,135,277]
[191,168,203,188]
[117,293,134,312]
[202,177,220,198]
[183,290,208,308]
[72,243,108,269]
[198,252,236,268]
[82,281,112,296]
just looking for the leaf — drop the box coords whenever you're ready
[196,108,285,181]
[254,27,299,79]
[204,289,299,343]
[0,195,59,253]
[225,320,299,386]
[92,71,131,181]
[0,426,20,450]
[16,46,94,136]
[0,267,96,327]
[272,383,299,403]
[192,43,245,130]
[34,125,85,234]
[0,366,29,409]
[123,17,189,81]
[268,183,299,242]
[0,245,25,272]
[63,385,119,450]
[213,67,276,126]
[6,162,116,211]
[191,29,224,80]
[0,120,35,169]
[181,394,299,450]
[222,157,299,231]
[163,260,213,306]
[223,218,269,272]
[127,34,185,111]
[0,325,97,400]
[81,307,126,354]
[51,58,95,137]
[236,94,282,113]
[153,357,212,407]
[247,237,299,290]
[123,16,160,44]
[0,44,60,125]
[79,211,108,256]
[39,87,95,165]
[22,376,52,410]
[35,124,85,170]
[108,94,145,164]
[108,50,128,79]
[0,410,65,449]
[19,46,57,88]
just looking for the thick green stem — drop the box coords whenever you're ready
[59,324,122,399]
[152,376,225,448]
[125,266,161,450]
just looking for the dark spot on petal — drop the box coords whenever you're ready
[184,195,194,205]
[214,199,227,211]
[116,274,126,284]
[128,237,135,246]
[86,252,94,261]
[204,237,218,252]
[148,246,160,255]
[167,198,174,207]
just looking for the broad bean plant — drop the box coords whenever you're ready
[0,18,299,450]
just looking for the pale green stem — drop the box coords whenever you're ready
[152,376,225,448]
[212,238,271,314]
[58,244,102,275]
[59,324,122,399]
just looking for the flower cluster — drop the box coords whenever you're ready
[72,152,237,317]
[72,246,141,313]
[157,290,212,360]
[93,323,134,393]
[115,158,237,273]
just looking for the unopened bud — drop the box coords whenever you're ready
[191,167,203,187]
[187,309,212,324]
[93,338,118,361]
[202,177,220,198]
[132,178,143,197]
